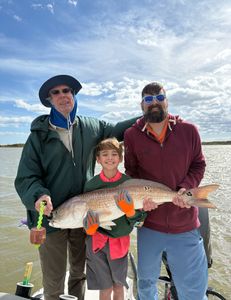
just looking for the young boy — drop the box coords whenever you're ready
[83,138,146,300]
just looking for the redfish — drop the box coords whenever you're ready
[49,179,218,229]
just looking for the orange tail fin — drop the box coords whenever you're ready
[187,184,219,208]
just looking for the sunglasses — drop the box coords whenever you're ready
[142,94,166,104]
[49,87,73,96]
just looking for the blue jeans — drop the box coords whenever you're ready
[137,227,208,300]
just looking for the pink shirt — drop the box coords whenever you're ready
[92,170,130,260]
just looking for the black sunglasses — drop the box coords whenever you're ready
[49,87,73,96]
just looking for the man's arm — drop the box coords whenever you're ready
[102,116,139,141]
[177,126,206,190]
[124,129,139,178]
[14,136,51,211]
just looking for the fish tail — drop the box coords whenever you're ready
[188,199,217,208]
[191,184,219,199]
[187,184,219,208]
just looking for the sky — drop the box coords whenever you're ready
[0,0,231,144]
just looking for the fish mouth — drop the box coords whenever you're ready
[47,212,53,220]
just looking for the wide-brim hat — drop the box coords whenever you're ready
[39,75,82,107]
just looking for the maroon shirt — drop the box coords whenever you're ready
[124,114,206,234]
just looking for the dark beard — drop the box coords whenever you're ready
[143,104,167,123]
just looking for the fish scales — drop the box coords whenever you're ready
[49,179,219,229]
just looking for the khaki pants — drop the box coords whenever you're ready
[39,228,86,300]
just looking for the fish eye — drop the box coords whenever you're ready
[186,191,192,196]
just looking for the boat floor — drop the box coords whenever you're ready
[32,276,135,300]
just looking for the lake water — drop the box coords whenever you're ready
[0,146,230,298]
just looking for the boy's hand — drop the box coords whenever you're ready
[83,210,99,235]
[115,190,135,218]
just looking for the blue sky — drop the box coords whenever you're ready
[0,0,231,144]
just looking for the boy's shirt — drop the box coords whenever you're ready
[84,171,146,259]
[84,172,146,237]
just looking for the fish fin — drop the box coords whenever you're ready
[187,198,217,209]
[189,184,219,199]
[186,184,219,209]
[100,221,117,230]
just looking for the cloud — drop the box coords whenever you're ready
[1,0,231,143]
[47,4,54,14]
[13,15,22,22]
[214,49,231,61]
[81,82,114,96]
[14,99,49,114]
[31,3,54,14]
[0,116,34,128]
[68,0,78,6]
[0,131,28,136]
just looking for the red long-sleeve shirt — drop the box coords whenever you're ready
[124,114,206,234]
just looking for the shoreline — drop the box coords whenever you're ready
[1,141,231,147]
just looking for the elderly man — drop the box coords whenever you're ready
[15,75,138,300]
[124,82,208,300]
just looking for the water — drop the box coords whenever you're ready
[0,146,230,298]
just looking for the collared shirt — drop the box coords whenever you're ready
[146,117,169,144]
[99,170,122,182]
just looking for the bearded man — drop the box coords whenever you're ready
[124,82,208,300]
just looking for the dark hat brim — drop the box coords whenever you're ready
[39,75,82,107]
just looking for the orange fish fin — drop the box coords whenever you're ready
[189,184,219,199]
[188,198,217,208]
[187,184,219,208]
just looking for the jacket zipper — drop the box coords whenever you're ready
[67,115,76,167]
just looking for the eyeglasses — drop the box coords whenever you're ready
[49,87,73,96]
[142,94,166,104]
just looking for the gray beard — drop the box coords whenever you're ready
[144,105,167,123]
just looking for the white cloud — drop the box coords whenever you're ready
[14,99,49,114]
[213,64,231,75]
[13,15,22,22]
[0,131,28,136]
[1,0,231,143]
[214,49,231,61]
[0,116,33,128]
[47,4,54,14]
[68,0,78,6]
[81,82,109,96]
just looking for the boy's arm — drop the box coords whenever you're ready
[127,210,147,227]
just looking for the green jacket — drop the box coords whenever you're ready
[15,114,138,233]
[84,174,147,238]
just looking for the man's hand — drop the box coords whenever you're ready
[35,195,53,216]
[142,198,159,211]
[115,190,135,218]
[172,188,191,208]
[83,210,100,235]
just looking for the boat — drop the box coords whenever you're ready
[0,274,135,300]
[31,272,135,300]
